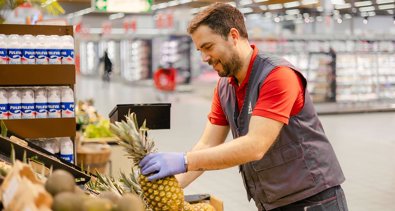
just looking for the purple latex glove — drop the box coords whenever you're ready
[139,152,186,181]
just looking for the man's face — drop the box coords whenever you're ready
[191,25,242,77]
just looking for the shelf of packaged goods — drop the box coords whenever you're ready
[3,118,75,139]
[0,24,73,36]
[0,65,75,86]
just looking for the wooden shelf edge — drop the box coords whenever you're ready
[0,65,75,86]
[0,24,73,36]
[3,118,76,139]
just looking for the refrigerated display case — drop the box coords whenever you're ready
[79,40,100,76]
[120,39,152,82]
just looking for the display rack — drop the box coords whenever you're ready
[0,24,77,153]
[0,136,90,184]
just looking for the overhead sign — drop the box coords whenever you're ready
[94,0,152,13]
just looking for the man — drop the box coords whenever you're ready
[99,49,112,82]
[140,3,348,211]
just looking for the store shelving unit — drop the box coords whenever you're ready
[253,37,395,106]
[306,52,336,103]
[0,24,76,138]
[0,24,76,150]
[0,24,90,182]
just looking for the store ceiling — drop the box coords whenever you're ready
[58,0,395,19]
[151,0,395,17]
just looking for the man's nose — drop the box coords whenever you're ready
[201,52,210,63]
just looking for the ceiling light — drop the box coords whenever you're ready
[259,5,267,10]
[335,3,351,9]
[368,11,376,16]
[239,0,253,6]
[301,0,318,5]
[274,16,281,22]
[354,1,372,7]
[167,0,180,7]
[268,4,283,10]
[247,14,261,20]
[337,18,343,23]
[284,15,297,20]
[359,6,375,12]
[264,12,272,18]
[377,0,395,4]
[109,13,125,20]
[378,4,395,9]
[286,9,300,15]
[179,0,192,4]
[227,2,236,7]
[255,0,268,3]
[190,8,200,14]
[284,1,300,8]
[331,0,345,4]
[156,2,168,9]
[363,16,368,24]
[239,7,253,13]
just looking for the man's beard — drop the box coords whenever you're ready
[209,51,242,77]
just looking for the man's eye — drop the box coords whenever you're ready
[205,45,212,50]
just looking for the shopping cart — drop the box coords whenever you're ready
[153,67,177,101]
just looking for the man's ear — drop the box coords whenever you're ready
[229,28,240,45]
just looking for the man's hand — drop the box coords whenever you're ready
[139,152,186,181]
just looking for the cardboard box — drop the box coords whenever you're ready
[185,194,224,211]
[0,161,53,211]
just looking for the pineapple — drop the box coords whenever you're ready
[110,113,184,211]
[183,201,216,211]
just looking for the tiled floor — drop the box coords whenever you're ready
[76,75,395,211]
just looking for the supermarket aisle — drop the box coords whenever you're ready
[76,75,395,211]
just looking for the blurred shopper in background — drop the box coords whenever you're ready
[99,49,112,82]
[140,3,348,211]
[153,65,177,101]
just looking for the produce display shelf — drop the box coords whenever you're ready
[0,135,90,184]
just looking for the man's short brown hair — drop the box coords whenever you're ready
[187,2,248,39]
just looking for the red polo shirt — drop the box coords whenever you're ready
[208,46,305,125]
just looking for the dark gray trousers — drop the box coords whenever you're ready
[268,186,348,211]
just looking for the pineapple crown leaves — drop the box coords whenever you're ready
[86,170,124,197]
[1,120,7,137]
[119,167,143,196]
[110,113,157,165]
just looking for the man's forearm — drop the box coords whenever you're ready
[186,135,265,171]
[186,116,283,171]
[175,171,204,188]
